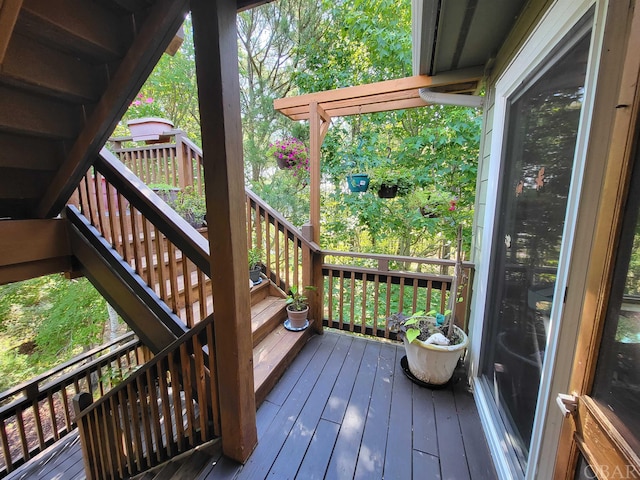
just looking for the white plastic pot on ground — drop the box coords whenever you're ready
[403,326,469,385]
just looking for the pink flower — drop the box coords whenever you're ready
[145,97,153,103]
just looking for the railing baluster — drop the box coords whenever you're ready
[349,274,355,332]
[179,343,195,447]
[361,275,368,334]
[373,274,380,334]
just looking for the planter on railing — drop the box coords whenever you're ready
[127,117,174,144]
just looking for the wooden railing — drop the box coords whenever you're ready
[105,135,475,338]
[76,149,213,327]
[322,251,473,339]
[109,131,205,195]
[0,333,147,477]
[74,314,219,480]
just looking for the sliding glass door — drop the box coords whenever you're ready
[480,23,591,469]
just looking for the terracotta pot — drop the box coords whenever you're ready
[403,326,468,385]
[286,305,309,329]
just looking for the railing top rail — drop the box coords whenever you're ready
[245,188,321,254]
[322,263,455,282]
[322,249,474,269]
[96,147,211,274]
[76,312,216,419]
[0,332,136,403]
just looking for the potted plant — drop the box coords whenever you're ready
[387,226,468,385]
[149,183,180,204]
[170,186,206,229]
[347,173,370,193]
[268,137,310,172]
[387,309,468,385]
[125,93,174,144]
[371,167,412,198]
[248,247,263,284]
[284,285,316,331]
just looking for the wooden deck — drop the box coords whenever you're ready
[4,330,497,480]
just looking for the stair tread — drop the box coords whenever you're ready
[253,322,313,405]
[170,450,213,480]
[252,296,287,329]
[151,460,181,480]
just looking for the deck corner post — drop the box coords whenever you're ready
[191,0,257,463]
[73,392,95,480]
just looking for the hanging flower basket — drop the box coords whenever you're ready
[127,117,174,144]
[269,137,309,172]
[347,173,370,193]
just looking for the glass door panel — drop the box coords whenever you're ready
[481,29,591,468]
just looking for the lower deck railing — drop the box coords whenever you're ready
[74,314,219,480]
[0,333,148,477]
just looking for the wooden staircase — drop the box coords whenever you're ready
[249,278,313,406]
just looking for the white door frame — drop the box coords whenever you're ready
[467,0,608,478]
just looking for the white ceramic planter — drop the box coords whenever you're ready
[403,326,469,385]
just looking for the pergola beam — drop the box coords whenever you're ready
[274,66,483,120]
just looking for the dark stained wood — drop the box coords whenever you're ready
[0,253,71,285]
[325,340,381,479]
[353,342,396,479]
[433,387,470,480]
[413,381,439,456]
[1,32,103,102]
[0,0,23,63]
[191,0,257,463]
[17,0,126,61]
[295,419,340,480]
[0,85,81,139]
[321,334,366,423]
[0,132,65,170]
[235,332,340,480]
[67,207,184,351]
[8,331,496,480]
[36,0,191,219]
[0,219,69,267]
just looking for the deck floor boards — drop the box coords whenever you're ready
[6,330,498,480]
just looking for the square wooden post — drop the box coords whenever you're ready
[191,0,257,463]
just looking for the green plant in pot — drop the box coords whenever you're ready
[285,285,316,331]
[248,247,263,284]
[387,226,468,385]
[171,186,206,228]
[149,183,180,204]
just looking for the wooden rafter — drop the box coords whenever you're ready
[274,66,483,120]
[36,0,191,218]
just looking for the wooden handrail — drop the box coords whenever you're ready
[75,314,219,479]
[96,148,210,274]
[245,189,320,253]
[322,249,474,268]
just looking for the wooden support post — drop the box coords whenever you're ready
[191,0,257,463]
[308,102,330,246]
[309,103,321,245]
[301,223,323,334]
[175,131,188,189]
[73,392,95,480]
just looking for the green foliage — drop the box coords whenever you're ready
[286,285,316,311]
[248,248,263,269]
[170,186,206,228]
[0,275,109,390]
